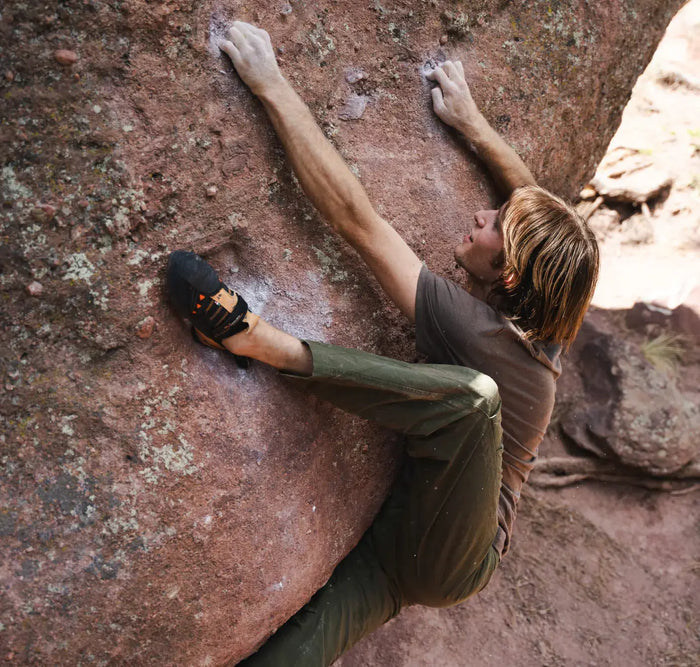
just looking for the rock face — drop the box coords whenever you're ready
[0,0,684,664]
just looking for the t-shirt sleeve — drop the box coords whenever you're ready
[415,265,503,365]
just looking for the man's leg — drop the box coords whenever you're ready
[228,329,502,665]
[166,255,500,665]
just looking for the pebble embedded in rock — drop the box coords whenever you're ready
[280,3,293,15]
[345,69,365,84]
[338,95,368,121]
[26,281,43,297]
[54,49,78,66]
[31,204,57,222]
[5,71,14,82]
[136,316,156,339]
[440,34,448,45]
[206,185,218,197]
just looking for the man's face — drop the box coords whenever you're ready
[454,206,506,288]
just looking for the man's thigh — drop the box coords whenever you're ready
[373,408,502,607]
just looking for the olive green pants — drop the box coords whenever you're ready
[238,341,503,666]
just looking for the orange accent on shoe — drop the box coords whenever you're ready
[199,294,205,301]
[193,328,226,350]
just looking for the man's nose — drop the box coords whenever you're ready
[474,212,486,227]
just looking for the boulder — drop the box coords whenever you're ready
[560,333,699,474]
[590,146,673,204]
[0,0,685,663]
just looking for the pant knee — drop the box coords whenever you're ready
[450,369,500,419]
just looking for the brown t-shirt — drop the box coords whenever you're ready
[415,266,561,558]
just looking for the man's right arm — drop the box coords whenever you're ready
[219,22,422,322]
[427,61,537,197]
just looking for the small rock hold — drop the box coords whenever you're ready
[71,224,88,241]
[31,203,57,222]
[54,49,78,66]
[206,185,218,198]
[5,71,14,82]
[280,3,293,15]
[345,69,365,84]
[338,95,368,121]
[440,34,448,45]
[136,316,156,339]
[26,281,44,297]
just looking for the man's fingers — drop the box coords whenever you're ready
[426,66,449,88]
[431,86,445,111]
[232,20,270,45]
[219,39,241,62]
[443,60,457,77]
[226,25,247,48]
[455,60,464,77]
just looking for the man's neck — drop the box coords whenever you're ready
[464,276,492,303]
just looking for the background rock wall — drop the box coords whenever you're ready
[0,0,684,663]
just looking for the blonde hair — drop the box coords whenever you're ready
[489,185,599,348]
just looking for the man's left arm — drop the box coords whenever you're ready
[427,61,537,198]
[220,22,422,322]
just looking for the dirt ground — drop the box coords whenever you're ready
[338,3,700,666]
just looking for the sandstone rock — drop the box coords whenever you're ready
[338,94,368,121]
[0,0,685,663]
[591,146,673,204]
[26,281,43,296]
[579,184,597,199]
[54,49,78,66]
[31,203,57,222]
[136,316,156,339]
[619,212,654,244]
[345,68,365,84]
[671,286,700,340]
[560,333,698,474]
[625,301,675,331]
[625,294,700,341]
[587,206,621,239]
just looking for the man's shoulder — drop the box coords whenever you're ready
[418,265,504,327]
[417,266,561,375]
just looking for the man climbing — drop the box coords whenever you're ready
[166,21,599,666]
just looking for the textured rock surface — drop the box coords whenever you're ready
[590,147,673,204]
[0,0,684,663]
[560,328,699,474]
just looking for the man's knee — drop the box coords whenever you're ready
[449,368,500,419]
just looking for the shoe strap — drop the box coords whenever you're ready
[210,287,239,313]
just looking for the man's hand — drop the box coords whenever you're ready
[219,21,285,97]
[427,61,484,137]
[427,60,536,196]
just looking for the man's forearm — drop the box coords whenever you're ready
[427,61,537,197]
[257,79,376,243]
[459,114,537,196]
